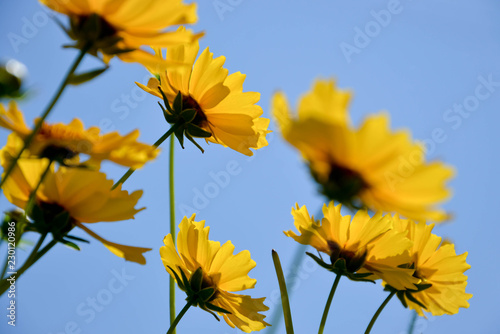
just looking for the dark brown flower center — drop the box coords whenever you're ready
[312,163,369,207]
[183,95,208,128]
[328,240,367,273]
[37,202,75,235]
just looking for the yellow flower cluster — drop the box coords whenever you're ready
[0,0,472,333]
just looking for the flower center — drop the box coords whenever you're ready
[312,163,369,207]
[328,240,367,273]
[72,13,118,41]
[37,202,75,235]
[183,95,208,128]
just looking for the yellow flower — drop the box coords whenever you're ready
[40,0,199,66]
[273,79,351,131]
[137,36,270,156]
[1,158,151,264]
[284,202,419,290]
[389,217,472,316]
[272,87,454,222]
[160,215,269,332]
[0,101,158,168]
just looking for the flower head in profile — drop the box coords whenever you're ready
[160,215,269,332]
[40,0,199,66]
[386,217,472,316]
[272,85,454,222]
[1,158,151,264]
[0,101,158,168]
[137,34,270,156]
[284,202,419,290]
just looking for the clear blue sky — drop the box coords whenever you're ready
[1,1,499,333]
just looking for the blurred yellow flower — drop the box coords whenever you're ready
[0,101,158,168]
[273,87,454,221]
[284,202,419,290]
[137,36,270,156]
[273,79,351,130]
[160,215,269,332]
[39,0,199,66]
[389,217,472,316]
[1,158,151,264]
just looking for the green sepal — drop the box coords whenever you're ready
[181,108,197,123]
[30,203,45,226]
[198,287,215,302]
[59,238,80,251]
[190,267,204,292]
[184,132,205,153]
[404,290,427,309]
[167,265,186,291]
[68,67,108,85]
[179,266,193,295]
[174,128,185,149]
[51,211,71,233]
[173,91,183,114]
[198,304,221,321]
[186,123,212,138]
[306,252,332,271]
[204,302,231,314]
[415,283,432,292]
[396,290,409,308]
[158,87,174,114]
[64,235,90,243]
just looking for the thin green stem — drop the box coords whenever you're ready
[166,299,193,334]
[407,310,418,334]
[111,122,180,190]
[272,250,295,334]
[364,290,396,334]
[0,238,57,295]
[0,44,91,189]
[318,273,342,334]
[168,134,176,332]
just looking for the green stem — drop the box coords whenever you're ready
[407,310,418,334]
[0,44,91,189]
[0,238,57,295]
[168,134,176,332]
[318,274,341,334]
[272,250,295,334]
[364,290,396,334]
[166,299,193,334]
[111,122,180,190]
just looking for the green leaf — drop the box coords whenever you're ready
[186,123,212,138]
[68,67,108,85]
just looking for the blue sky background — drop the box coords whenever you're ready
[1,1,499,333]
